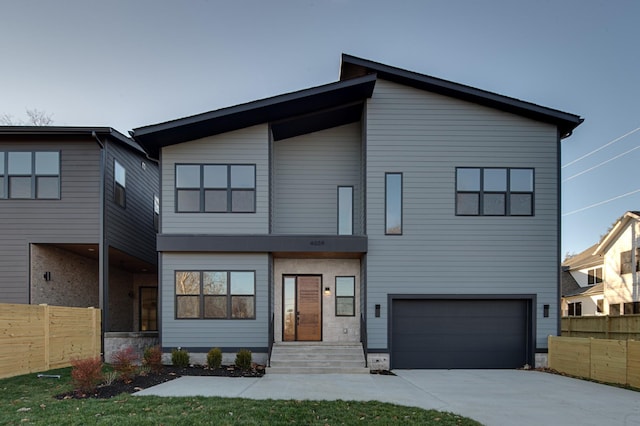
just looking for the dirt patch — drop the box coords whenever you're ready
[56,364,265,400]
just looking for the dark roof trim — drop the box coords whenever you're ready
[340,54,583,138]
[132,74,377,158]
[0,126,146,155]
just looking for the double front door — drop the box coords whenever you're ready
[283,275,321,341]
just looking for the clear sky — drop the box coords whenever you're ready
[1,0,638,257]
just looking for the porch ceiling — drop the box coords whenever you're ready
[48,244,155,273]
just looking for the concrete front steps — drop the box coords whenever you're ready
[268,342,369,374]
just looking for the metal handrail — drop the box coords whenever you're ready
[360,313,368,368]
[268,313,274,367]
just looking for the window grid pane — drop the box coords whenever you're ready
[0,152,4,174]
[230,165,255,188]
[176,165,201,188]
[8,152,32,174]
[177,190,201,212]
[231,190,255,212]
[231,295,255,318]
[36,177,59,199]
[203,165,227,188]
[9,177,31,198]
[35,152,59,175]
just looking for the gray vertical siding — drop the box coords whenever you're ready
[0,139,101,303]
[161,253,269,348]
[272,123,362,234]
[365,79,559,351]
[104,139,159,265]
[161,125,269,235]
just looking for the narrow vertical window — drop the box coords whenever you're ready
[338,186,353,235]
[114,160,126,207]
[0,152,5,199]
[139,287,158,331]
[385,173,402,235]
[176,164,201,212]
[153,194,160,231]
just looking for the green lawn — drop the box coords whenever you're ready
[0,368,482,425]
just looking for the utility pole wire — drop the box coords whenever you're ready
[562,188,640,216]
[563,144,640,182]
[562,126,640,169]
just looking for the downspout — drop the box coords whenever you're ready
[91,131,109,340]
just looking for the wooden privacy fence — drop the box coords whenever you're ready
[0,304,101,379]
[548,336,640,388]
[561,315,640,340]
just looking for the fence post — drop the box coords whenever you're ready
[40,304,50,371]
[90,307,97,357]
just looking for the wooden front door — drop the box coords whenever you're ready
[283,276,322,341]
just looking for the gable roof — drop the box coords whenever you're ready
[561,269,581,297]
[594,211,640,255]
[0,126,146,156]
[562,242,603,270]
[132,74,377,158]
[340,54,583,138]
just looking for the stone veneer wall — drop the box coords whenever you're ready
[30,244,99,307]
[273,258,361,343]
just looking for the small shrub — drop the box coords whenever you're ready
[143,345,163,374]
[235,349,252,371]
[171,347,190,368]
[103,370,119,386]
[112,346,138,382]
[207,347,223,369]
[70,356,103,393]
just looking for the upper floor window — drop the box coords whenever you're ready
[587,267,602,285]
[153,194,160,231]
[114,160,126,207]
[620,249,640,274]
[175,270,255,319]
[338,186,353,235]
[456,167,534,216]
[385,173,402,234]
[0,151,60,199]
[176,164,255,213]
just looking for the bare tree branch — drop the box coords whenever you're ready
[0,109,54,126]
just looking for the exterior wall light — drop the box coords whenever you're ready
[324,287,331,296]
[43,272,51,281]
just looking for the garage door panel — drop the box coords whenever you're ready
[391,299,530,369]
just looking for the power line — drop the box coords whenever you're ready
[563,144,640,182]
[562,188,640,216]
[562,126,640,169]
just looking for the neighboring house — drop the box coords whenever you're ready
[561,243,605,316]
[133,54,582,369]
[0,127,159,352]
[594,211,640,315]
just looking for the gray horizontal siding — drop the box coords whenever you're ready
[273,123,362,234]
[161,125,269,234]
[0,141,101,303]
[161,253,269,348]
[104,139,159,265]
[365,79,559,351]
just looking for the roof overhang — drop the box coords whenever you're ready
[340,54,583,138]
[0,126,146,155]
[133,74,377,158]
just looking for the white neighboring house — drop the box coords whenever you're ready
[594,211,640,315]
[562,243,605,316]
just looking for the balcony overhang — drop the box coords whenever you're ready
[157,234,367,256]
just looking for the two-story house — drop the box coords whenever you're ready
[133,55,582,369]
[0,127,160,357]
[594,211,640,315]
[561,243,605,316]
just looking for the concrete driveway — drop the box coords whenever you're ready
[135,369,640,426]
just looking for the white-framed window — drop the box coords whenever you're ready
[587,267,602,285]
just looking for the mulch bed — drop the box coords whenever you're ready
[56,364,265,400]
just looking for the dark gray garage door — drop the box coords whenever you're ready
[391,299,531,369]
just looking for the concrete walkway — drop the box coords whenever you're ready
[134,370,640,426]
